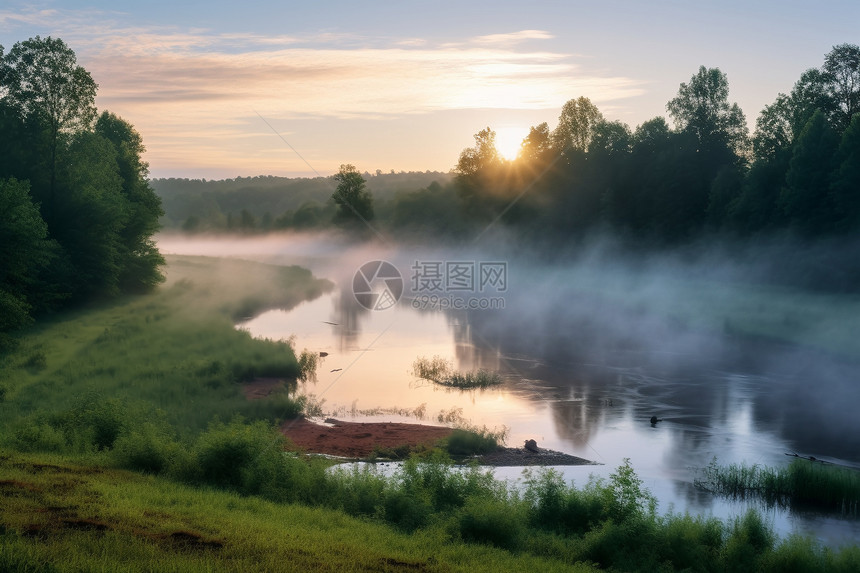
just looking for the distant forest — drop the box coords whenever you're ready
[161,44,860,249]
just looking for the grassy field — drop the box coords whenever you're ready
[0,255,331,444]
[0,450,594,573]
[2,255,860,571]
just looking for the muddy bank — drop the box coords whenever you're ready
[281,417,453,458]
[280,417,595,465]
[476,447,597,466]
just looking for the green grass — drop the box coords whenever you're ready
[412,356,503,389]
[3,451,859,572]
[0,255,332,443]
[2,255,860,571]
[696,458,860,516]
[0,450,594,573]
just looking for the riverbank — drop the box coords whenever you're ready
[281,417,596,465]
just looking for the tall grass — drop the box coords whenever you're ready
[0,255,332,442]
[412,355,502,389]
[696,458,860,516]
[4,447,859,572]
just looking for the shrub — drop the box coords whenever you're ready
[458,497,523,549]
[11,422,66,452]
[445,428,499,456]
[112,422,179,474]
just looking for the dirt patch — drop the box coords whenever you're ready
[281,417,453,458]
[0,479,41,492]
[160,530,225,551]
[242,377,288,400]
[62,518,111,531]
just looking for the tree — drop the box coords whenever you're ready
[53,131,127,297]
[94,112,164,292]
[632,117,671,151]
[0,36,98,223]
[753,94,796,161]
[822,43,860,130]
[831,114,860,230]
[519,122,552,164]
[779,111,840,235]
[552,96,604,154]
[332,164,373,225]
[0,178,55,335]
[455,127,500,177]
[666,66,749,157]
[588,120,632,156]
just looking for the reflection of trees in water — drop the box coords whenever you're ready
[454,292,860,464]
[331,283,370,352]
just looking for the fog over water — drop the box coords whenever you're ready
[159,232,860,547]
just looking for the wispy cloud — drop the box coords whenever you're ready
[473,29,555,45]
[0,8,644,176]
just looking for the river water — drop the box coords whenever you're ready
[160,234,860,548]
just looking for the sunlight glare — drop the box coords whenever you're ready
[494,126,528,161]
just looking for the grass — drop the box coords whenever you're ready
[0,255,332,442]
[696,458,860,516]
[0,450,592,573]
[412,356,503,389]
[3,450,860,572]
[2,255,860,571]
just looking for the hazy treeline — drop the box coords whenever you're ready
[166,44,860,255]
[153,171,452,232]
[455,45,860,245]
[0,36,164,340]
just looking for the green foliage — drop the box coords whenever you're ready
[458,497,524,549]
[0,178,56,332]
[445,428,501,456]
[696,458,860,515]
[604,457,657,521]
[553,96,604,153]
[780,110,840,234]
[666,65,749,155]
[832,114,860,230]
[0,36,164,329]
[331,163,373,226]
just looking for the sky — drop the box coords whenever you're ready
[1,1,858,179]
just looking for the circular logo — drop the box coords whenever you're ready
[352,260,403,311]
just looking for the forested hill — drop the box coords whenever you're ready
[151,171,452,230]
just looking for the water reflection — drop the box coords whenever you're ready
[160,234,860,546]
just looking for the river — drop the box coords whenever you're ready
[159,233,860,548]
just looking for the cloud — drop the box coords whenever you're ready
[473,29,555,45]
[0,8,645,176]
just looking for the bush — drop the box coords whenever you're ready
[458,497,523,549]
[11,422,66,452]
[445,428,499,456]
[722,509,774,571]
[112,421,179,474]
[188,417,284,492]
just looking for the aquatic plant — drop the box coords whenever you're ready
[412,355,502,389]
[696,458,860,516]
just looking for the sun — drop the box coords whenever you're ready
[494,127,527,161]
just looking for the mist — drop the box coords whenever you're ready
[158,228,860,462]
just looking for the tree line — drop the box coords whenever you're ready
[166,44,859,249]
[453,44,860,244]
[0,36,164,342]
